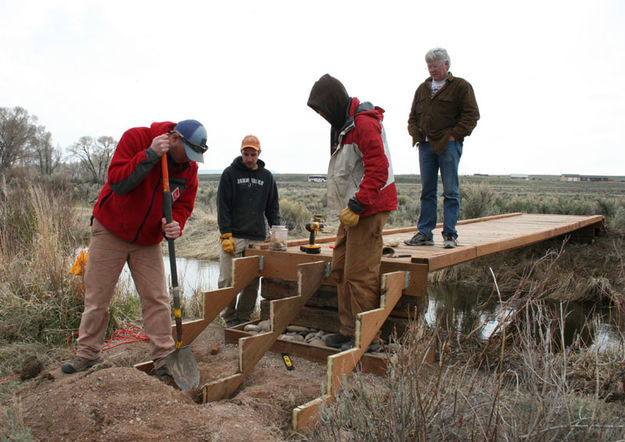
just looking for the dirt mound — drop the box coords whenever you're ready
[1,325,327,441]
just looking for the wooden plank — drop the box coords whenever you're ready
[170,255,262,345]
[292,396,330,431]
[357,271,405,347]
[195,255,261,329]
[247,250,333,280]
[224,327,388,375]
[201,373,246,403]
[172,318,211,347]
[411,246,477,271]
[239,333,278,374]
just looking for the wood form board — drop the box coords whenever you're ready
[134,256,262,373]
[178,255,260,341]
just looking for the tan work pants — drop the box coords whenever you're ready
[77,219,175,360]
[331,211,390,336]
[218,237,260,323]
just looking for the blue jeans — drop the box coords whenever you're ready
[417,141,462,238]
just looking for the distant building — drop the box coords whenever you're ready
[308,175,327,183]
[560,174,610,182]
[510,174,529,180]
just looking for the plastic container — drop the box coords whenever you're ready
[269,225,288,251]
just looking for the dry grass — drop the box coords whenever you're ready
[309,247,625,441]
[163,205,221,260]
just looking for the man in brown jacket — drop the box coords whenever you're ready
[405,47,479,249]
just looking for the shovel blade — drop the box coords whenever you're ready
[162,346,200,391]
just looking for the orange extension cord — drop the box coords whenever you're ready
[0,324,150,384]
[66,323,150,352]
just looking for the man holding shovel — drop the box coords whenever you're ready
[62,120,207,382]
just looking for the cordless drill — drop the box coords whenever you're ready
[300,222,324,254]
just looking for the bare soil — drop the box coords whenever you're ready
[0,324,329,441]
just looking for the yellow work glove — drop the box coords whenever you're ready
[339,206,359,227]
[220,233,235,254]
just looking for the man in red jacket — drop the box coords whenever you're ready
[62,120,207,374]
[308,74,397,349]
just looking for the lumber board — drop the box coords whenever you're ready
[176,255,261,344]
[224,327,388,375]
[193,255,260,329]
[357,271,405,346]
[172,318,210,347]
[292,396,330,431]
[201,373,246,403]
[292,271,405,430]
[239,261,326,373]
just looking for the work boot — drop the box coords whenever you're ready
[61,356,100,374]
[404,232,434,246]
[225,318,244,328]
[443,233,458,249]
[153,353,173,377]
[325,333,353,349]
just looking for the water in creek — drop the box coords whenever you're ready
[426,285,622,353]
[120,257,220,296]
[120,257,621,352]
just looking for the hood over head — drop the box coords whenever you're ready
[307,74,350,130]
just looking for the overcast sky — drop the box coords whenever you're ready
[2,1,624,176]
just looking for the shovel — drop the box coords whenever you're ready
[157,154,200,391]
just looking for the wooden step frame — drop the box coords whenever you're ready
[200,261,329,402]
[134,255,262,373]
[292,270,406,431]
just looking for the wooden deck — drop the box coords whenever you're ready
[246,212,604,296]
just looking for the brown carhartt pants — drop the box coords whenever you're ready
[219,237,260,323]
[76,219,175,360]
[331,211,390,336]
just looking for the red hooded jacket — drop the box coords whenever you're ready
[327,98,398,218]
[92,121,199,245]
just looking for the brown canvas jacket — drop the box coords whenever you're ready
[407,72,480,154]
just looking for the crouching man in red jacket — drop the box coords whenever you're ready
[62,120,208,375]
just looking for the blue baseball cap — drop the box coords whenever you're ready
[174,119,208,163]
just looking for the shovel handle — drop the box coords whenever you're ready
[161,155,183,345]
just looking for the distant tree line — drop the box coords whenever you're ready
[0,106,115,185]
